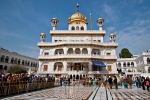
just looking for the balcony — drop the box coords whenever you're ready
[50,30,106,35]
[38,54,117,60]
[88,71,118,74]
[38,70,119,75]
[37,41,118,47]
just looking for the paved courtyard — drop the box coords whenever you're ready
[109,86,150,100]
[1,86,97,100]
[1,85,150,100]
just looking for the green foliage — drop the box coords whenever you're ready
[119,48,133,58]
[6,65,27,74]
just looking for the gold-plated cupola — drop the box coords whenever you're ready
[68,4,88,24]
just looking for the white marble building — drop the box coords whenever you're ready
[0,48,38,74]
[37,4,118,79]
[116,50,150,77]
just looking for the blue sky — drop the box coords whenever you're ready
[0,0,150,58]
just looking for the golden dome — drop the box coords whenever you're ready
[98,17,104,20]
[110,32,116,36]
[40,32,46,37]
[51,17,59,21]
[68,4,87,24]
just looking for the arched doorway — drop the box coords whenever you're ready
[54,62,63,71]
[148,67,150,73]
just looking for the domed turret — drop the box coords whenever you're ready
[109,32,116,42]
[68,4,88,24]
[51,17,59,30]
[97,17,104,30]
[40,32,46,42]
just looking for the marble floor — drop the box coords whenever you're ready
[2,86,97,100]
[110,86,150,100]
[1,85,150,100]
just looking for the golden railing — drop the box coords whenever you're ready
[0,81,55,97]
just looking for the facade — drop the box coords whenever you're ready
[37,4,118,79]
[116,50,150,78]
[0,48,38,74]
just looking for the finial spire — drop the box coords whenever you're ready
[76,3,79,12]
[90,13,92,30]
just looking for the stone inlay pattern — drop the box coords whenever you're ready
[110,87,150,100]
[10,86,96,100]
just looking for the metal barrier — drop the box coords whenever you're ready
[0,81,55,97]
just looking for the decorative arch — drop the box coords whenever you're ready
[31,62,33,67]
[11,57,14,64]
[18,59,21,65]
[75,48,81,54]
[127,62,130,67]
[123,62,126,67]
[76,26,79,30]
[82,48,88,54]
[71,26,75,30]
[118,62,121,67]
[14,58,17,64]
[70,75,72,79]
[54,49,64,55]
[0,55,5,62]
[27,61,30,66]
[22,60,24,65]
[148,67,150,73]
[5,56,9,63]
[54,62,63,71]
[131,62,134,67]
[67,48,73,54]
[81,26,84,30]
[147,57,150,64]
[91,49,100,55]
[4,66,7,70]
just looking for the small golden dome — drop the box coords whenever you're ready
[97,17,104,21]
[110,32,116,36]
[40,32,46,37]
[98,17,104,20]
[51,17,59,21]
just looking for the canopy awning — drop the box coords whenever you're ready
[92,61,106,67]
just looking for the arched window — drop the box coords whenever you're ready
[127,62,130,67]
[76,26,79,30]
[118,63,121,67]
[147,57,150,64]
[131,62,134,67]
[71,26,75,30]
[123,62,126,67]
[81,26,84,30]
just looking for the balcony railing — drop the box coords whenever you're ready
[38,41,118,46]
[38,70,119,75]
[38,54,117,59]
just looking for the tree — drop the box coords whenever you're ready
[119,48,133,58]
[6,65,27,74]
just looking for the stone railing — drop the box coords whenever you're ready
[50,30,106,33]
[38,54,117,59]
[38,41,118,45]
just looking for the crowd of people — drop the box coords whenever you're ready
[1,73,150,92]
[58,76,104,87]
[105,75,150,92]
[0,73,55,84]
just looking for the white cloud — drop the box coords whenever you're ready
[19,45,39,50]
[103,4,118,22]
[0,31,37,42]
[116,19,150,55]
[107,26,115,31]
